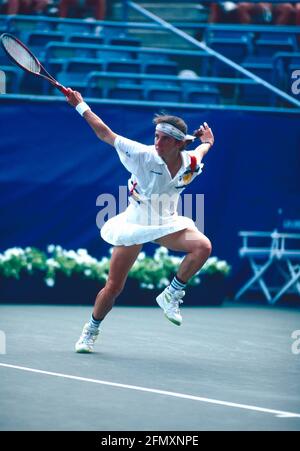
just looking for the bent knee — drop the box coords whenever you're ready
[104,280,125,298]
[193,237,212,258]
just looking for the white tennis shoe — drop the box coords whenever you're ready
[75,323,99,353]
[156,287,185,326]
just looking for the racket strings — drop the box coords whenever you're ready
[2,36,40,73]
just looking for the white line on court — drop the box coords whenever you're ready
[1,362,300,419]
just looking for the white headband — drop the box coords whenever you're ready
[156,123,195,141]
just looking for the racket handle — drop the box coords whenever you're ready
[55,82,68,96]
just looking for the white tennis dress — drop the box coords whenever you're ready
[100,135,204,246]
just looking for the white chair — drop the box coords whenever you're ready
[235,231,300,304]
[270,232,300,304]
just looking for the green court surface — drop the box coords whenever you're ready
[0,302,300,431]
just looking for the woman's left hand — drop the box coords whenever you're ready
[195,122,214,146]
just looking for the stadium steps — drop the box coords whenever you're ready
[111,2,207,50]
[112,2,206,22]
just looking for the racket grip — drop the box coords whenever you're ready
[56,83,69,96]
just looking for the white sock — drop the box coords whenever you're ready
[88,314,101,330]
[168,275,186,294]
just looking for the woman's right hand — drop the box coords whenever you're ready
[65,88,84,107]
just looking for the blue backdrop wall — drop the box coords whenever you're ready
[0,101,299,288]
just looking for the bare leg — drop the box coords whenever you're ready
[296,4,300,26]
[6,0,20,14]
[155,228,212,283]
[93,244,142,320]
[94,0,106,20]
[273,3,294,25]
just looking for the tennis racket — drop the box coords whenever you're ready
[0,33,68,95]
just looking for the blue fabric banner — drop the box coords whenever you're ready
[0,101,299,287]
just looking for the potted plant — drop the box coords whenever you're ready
[0,245,231,306]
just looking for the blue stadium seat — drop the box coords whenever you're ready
[142,79,178,89]
[107,84,144,100]
[137,51,169,62]
[66,34,104,46]
[45,44,102,76]
[20,71,48,95]
[0,23,7,37]
[238,82,274,107]
[143,61,178,75]
[63,59,104,75]
[0,17,8,31]
[211,58,237,78]
[273,53,300,92]
[205,29,252,40]
[25,31,65,57]
[85,73,142,98]
[105,60,141,73]
[56,59,104,91]
[97,47,135,61]
[242,58,274,83]
[145,85,182,102]
[254,32,297,58]
[183,84,220,104]
[205,29,253,62]
[0,66,20,93]
[197,54,215,76]
[108,37,141,47]
[56,21,98,35]
[8,16,55,35]
[45,43,99,61]
[102,28,129,42]
[205,28,253,78]
[0,43,10,66]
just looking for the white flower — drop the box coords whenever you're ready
[64,250,78,259]
[169,256,182,265]
[158,278,169,288]
[77,249,88,256]
[137,252,146,261]
[154,246,168,261]
[156,247,168,255]
[207,257,218,265]
[47,244,55,253]
[216,261,227,270]
[46,258,59,268]
[5,248,24,257]
[45,278,55,287]
[141,283,154,289]
[84,269,92,276]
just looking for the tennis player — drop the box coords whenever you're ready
[65,88,214,353]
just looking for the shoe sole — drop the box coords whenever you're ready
[75,345,94,353]
[164,313,181,326]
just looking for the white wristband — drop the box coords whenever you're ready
[75,102,90,116]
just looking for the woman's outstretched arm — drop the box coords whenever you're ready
[65,88,117,146]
